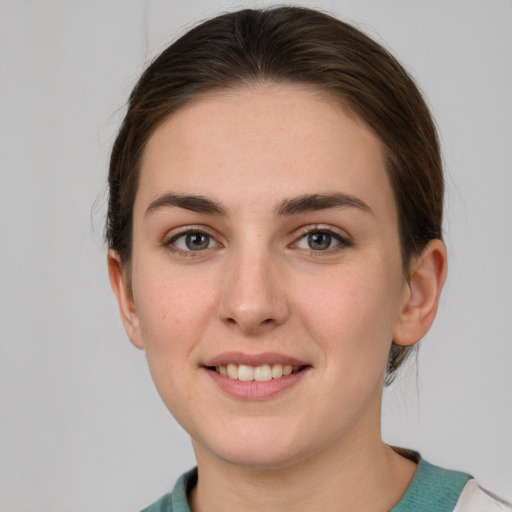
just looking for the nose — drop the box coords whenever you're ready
[218,246,289,334]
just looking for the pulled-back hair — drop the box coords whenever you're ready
[106,6,443,383]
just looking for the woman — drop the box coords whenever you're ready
[106,6,510,511]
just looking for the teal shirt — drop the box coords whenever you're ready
[141,458,472,512]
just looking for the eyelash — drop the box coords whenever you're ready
[293,226,352,254]
[163,225,352,256]
[164,227,220,256]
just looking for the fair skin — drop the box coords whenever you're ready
[109,84,447,512]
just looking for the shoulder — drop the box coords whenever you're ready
[392,455,510,512]
[454,479,512,512]
[139,468,196,512]
[140,493,173,512]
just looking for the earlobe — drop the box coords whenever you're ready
[107,250,144,350]
[393,239,447,346]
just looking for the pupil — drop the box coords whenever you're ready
[186,233,209,250]
[308,232,331,250]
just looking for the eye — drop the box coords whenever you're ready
[169,231,218,252]
[294,229,349,251]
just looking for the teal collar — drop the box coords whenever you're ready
[390,457,472,511]
[142,456,472,512]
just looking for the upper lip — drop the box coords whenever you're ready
[202,352,310,367]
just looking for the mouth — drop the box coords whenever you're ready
[202,352,311,398]
[202,354,311,399]
[208,363,304,382]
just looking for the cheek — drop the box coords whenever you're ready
[132,264,217,375]
[295,262,402,364]
[131,268,216,420]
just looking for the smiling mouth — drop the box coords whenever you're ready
[209,363,304,382]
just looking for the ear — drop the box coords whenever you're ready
[393,239,447,346]
[107,250,144,350]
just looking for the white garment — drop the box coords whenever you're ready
[454,480,512,512]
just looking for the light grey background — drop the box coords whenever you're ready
[0,1,510,510]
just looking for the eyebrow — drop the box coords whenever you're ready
[145,193,228,217]
[145,192,372,218]
[275,193,372,216]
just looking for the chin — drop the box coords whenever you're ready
[217,445,302,470]
[193,418,315,470]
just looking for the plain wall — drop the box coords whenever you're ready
[0,0,510,510]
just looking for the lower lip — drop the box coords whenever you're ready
[204,367,310,400]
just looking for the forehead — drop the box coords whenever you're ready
[136,84,394,217]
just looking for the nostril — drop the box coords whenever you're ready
[223,315,276,331]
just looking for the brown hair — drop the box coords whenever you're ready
[106,6,443,383]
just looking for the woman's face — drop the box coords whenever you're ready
[117,85,412,468]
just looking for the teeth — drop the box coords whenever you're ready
[238,364,254,381]
[227,363,238,379]
[271,364,283,378]
[254,364,272,381]
[215,363,301,381]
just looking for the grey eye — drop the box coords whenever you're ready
[172,232,216,251]
[307,232,333,250]
[295,231,341,251]
[186,233,210,250]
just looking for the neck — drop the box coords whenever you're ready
[189,433,417,512]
